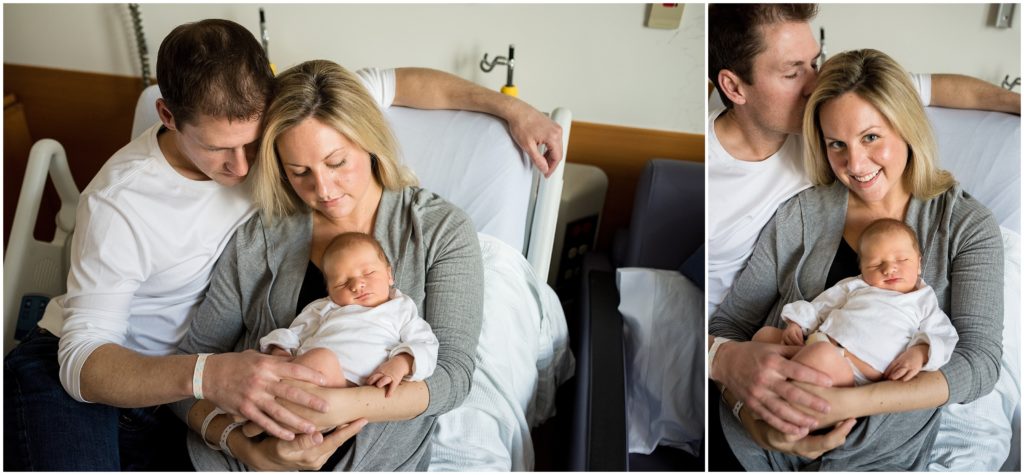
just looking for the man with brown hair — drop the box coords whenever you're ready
[4,18,564,471]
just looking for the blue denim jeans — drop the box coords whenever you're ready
[4,328,193,471]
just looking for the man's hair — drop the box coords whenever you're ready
[858,218,921,257]
[156,19,274,128]
[708,4,819,108]
[322,232,390,271]
[251,60,417,223]
[802,49,954,200]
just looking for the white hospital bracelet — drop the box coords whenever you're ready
[707,336,732,379]
[200,408,226,451]
[220,421,246,459]
[193,353,211,400]
[732,399,745,420]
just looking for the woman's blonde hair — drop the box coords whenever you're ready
[251,60,417,223]
[802,49,954,199]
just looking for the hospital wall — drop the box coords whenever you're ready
[812,4,1020,86]
[3,3,704,134]
[3,3,706,252]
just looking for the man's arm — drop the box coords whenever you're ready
[392,67,564,176]
[931,74,1020,115]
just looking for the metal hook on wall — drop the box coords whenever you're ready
[1002,74,1020,91]
[480,44,517,96]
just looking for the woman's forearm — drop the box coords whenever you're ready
[283,380,429,430]
[796,370,949,428]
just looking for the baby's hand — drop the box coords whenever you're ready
[268,345,292,357]
[884,344,929,381]
[782,322,805,346]
[367,353,414,397]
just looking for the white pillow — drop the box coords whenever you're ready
[928,227,1021,470]
[616,267,704,456]
[927,107,1021,233]
[385,107,533,253]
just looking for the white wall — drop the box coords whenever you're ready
[813,4,1020,86]
[3,3,705,133]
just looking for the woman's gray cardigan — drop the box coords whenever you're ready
[708,181,1003,471]
[172,187,484,471]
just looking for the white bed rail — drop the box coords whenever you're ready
[524,107,571,283]
[4,139,80,354]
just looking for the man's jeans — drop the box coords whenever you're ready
[4,328,193,471]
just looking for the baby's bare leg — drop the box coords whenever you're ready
[242,347,353,437]
[752,326,785,344]
[792,341,856,388]
[293,347,354,389]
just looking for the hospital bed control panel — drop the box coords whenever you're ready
[550,163,608,299]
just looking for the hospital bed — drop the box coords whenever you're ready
[924,105,1020,472]
[3,84,576,471]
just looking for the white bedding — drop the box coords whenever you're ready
[616,268,704,456]
[429,233,574,471]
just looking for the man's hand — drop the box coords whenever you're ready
[712,340,833,435]
[782,323,806,346]
[203,350,330,440]
[507,103,564,178]
[885,344,928,382]
[749,412,857,460]
[241,419,368,471]
[367,353,413,398]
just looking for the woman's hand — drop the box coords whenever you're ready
[747,410,857,460]
[202,350,331,440]
[240,419,368,471]
[713,340,833,435]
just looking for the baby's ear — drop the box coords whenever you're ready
[388,266,395,285]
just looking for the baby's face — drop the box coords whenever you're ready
[859,231,921,293]
[325,243,393,307]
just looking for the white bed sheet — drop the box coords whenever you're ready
[429,233,574,471]
[386,107,534,253]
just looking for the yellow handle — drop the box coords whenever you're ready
[500,85,518,97]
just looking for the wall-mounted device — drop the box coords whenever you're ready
[646,3,684,30]
[991,3,1016,28]
[549,163,608,300]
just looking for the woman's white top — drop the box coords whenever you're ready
[782,276,958,373]
[259,289,439,384]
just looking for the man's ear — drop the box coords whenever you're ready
[717,69,748,107]
[155,98,178,131]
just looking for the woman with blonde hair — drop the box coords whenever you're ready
[709,49,1003,470]
[173,59,484,470]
